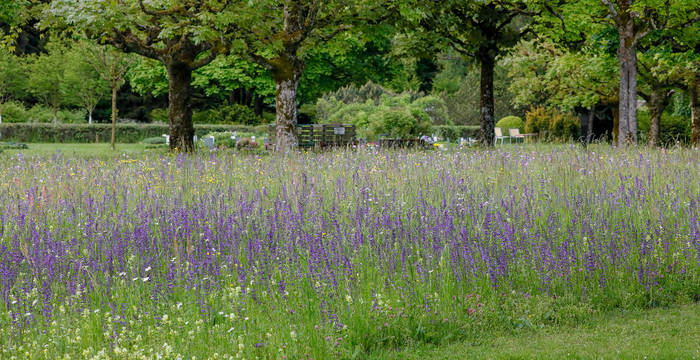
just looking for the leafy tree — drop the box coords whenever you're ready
[0,46,26,124]
[398,0,537,146]
[234,0,391,150]
[62,43,110,125]
[540,0,700,146]
[83,44,135,150]
[128,55,274,115]
[433,54,521,126]
[26,42,68,124]
[505,40,619,141]
[48,0,236,151]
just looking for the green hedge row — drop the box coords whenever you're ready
[0,123,480,143]
[431,125,481,141]
[0,123,268,143]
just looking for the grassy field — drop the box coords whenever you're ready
[0,144,698,359]
[0,142,162,157]
[378,302,700,359]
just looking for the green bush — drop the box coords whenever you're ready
[637,109,691,145]
[0,142,29,149]
[368,107,432,139]
[193,105,263,125]
[0,123,266,143]
[316,82,451,140]
[141,136,166,145]
[411,96,452,125]
[1,101,28,123]
[525,106,580,141]
[149,108,169,123]
[321,81,392,105]
[22,105,86,124]
[495,116,524,132]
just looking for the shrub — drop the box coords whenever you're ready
[0,123,265,143]
[432,125,480,141]
[322,81,393,105]
[298,103,317,122]
[194,105,263,125]
[149,108,169,123]
[411,95,452,125]
[549,112,581,139]
[525,106,580,141]
[20,105,87,124]
[316,82,450,140]
[1,101,28,123]
[496,116,524,132]
[141,136,166,145]
[638,109,691,146]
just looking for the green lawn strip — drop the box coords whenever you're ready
[0,143,159,157]
[375,303,700,359]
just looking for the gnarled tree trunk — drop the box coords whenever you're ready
[166,62,195,152]
[272,57,303,152]
[616,13,638,146]
[479,51,496,147]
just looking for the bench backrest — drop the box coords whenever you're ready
[494,127,504,137]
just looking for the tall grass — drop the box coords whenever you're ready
[0,145,698,358]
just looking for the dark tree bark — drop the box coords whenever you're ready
[587,107,595,143]
[479,50,496,146]
[166,62,195,152]
[253,94,264,116]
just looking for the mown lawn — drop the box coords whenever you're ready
[376,302,700,359]
[0,142,161,157]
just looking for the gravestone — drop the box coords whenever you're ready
[203,136,216,150]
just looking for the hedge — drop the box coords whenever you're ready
[0,123,268,143]
[431,125,481,141]
[0,123,480,144]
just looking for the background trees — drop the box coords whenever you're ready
[398,0,538,146]
[49,0,237,151]
[0,47,26,124]
[0,0,694,149]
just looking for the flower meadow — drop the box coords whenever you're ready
[0,146,698,359]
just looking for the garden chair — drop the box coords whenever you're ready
[494,127,509,145]
[508,128,525,143]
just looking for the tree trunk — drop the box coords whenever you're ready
[273,60,303,152]
[616,20,638,146]
[166,62,195,152]
[587,107,595,143]
[647,88,671,147]
[111,86,117,150]
[88,108,93,125]
[690,75,700,147]
[254,95,264,117]
[0,103,3,124]
[53,108,58,125]
[479,52,496,147]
